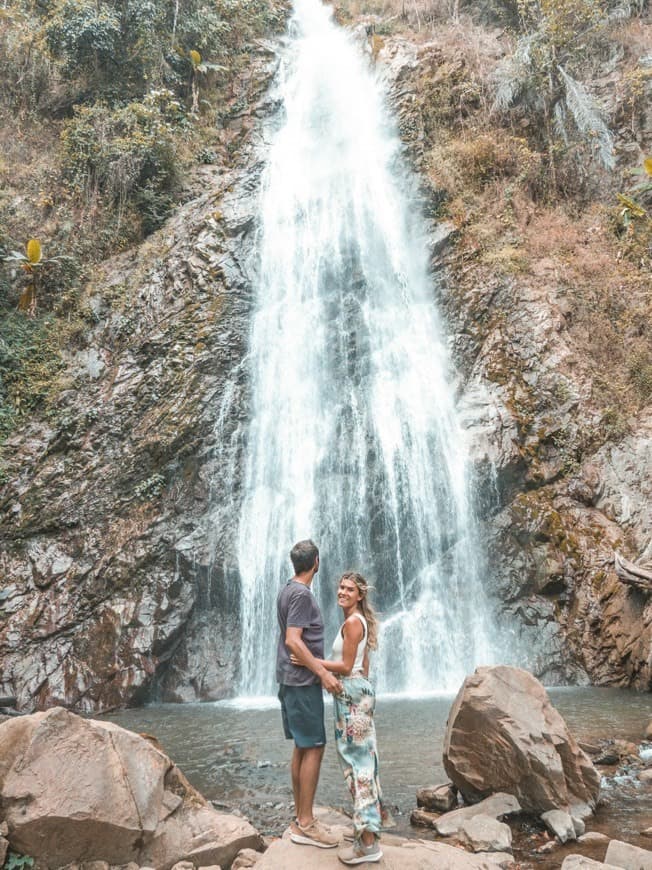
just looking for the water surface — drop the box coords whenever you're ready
[108,687,652,846]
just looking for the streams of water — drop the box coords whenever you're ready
[233,0,497,696]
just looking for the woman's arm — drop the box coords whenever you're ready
[290,616,364,676]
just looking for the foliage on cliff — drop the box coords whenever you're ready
[0,0,287,452]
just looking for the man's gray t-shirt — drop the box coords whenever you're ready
[276,579,324,686]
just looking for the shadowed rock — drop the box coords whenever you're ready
[443,666,600,814]
[0,708,262,869]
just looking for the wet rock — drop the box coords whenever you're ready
[0,838,8,867]
[0,708,262,868]
[594,748,620,766]
[443,666,600,814]
[578,832,610,844]
[572,817,586,836]
[541,809,577,843]
[642,828,652,839]
[417,783,458,813]
[638,769,652,784]
[645,721,652,740]
[434,793,521,837]
[458,815,512,853]
[605,839,652,870]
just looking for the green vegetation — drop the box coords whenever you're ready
[3,851,34,870]
[0,0,287,452]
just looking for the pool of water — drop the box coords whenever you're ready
[106,687,652,847]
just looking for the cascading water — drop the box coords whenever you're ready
[235,0,496,697]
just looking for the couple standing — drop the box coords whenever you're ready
[276,539,391,866]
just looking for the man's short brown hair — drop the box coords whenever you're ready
[290,539,319,574]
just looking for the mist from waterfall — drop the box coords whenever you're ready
[234,0,496,696]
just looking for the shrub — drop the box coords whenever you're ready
[61,90,184,226]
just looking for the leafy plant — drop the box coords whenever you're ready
[3,853,34,870]
[4,239,64,315]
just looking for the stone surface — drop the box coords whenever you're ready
[458,815,512,853]
[561,857,622,870]
[639,769,652,784]
[0,708,262,868]
[645,721,652,740]
[578,832,610,844]
[443,666,600,813]
[541,809,577,843]
[0,54,278,713]
[417,784,458,813]
[0,837,8,867]
[434,793,521,837]
[232,847,261,868]
[572,817,586,837]
[411,808,440,829]
[255,837,514,868]
[605,839,652,870]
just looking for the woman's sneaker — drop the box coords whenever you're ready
[290,818,340,848]
[338,839,383,865]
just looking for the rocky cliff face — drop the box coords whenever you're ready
[1,11,650,712]
[377,28,651,689]
[0,49,279,710]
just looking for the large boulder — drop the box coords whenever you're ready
[443,666,600,814]
[0,708,262,869]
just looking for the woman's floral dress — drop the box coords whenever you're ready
[333,674,393,841]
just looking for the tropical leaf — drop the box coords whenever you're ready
[558,66,614,170]
[617,194,647,217]
[26,239,42,264]
[644,157,652,177]
[189,49,201,66]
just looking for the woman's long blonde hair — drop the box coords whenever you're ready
[340,571,378,650]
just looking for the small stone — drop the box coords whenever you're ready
[541,809,577,844]
[644,721,652,740]
[232,847,261,868]
[537,841,557,853]
[80,863,110,870]
[578,832,610,844]
[170,864,195,870]
[458,814,512,853]
[410,808,439,828]
[416,783,457,813]
[605,839,652,870]
[594,748,619,765]
[434,792,521,837]
[639,769,652,784]
[642,828,652,839]
[572,816,586,837]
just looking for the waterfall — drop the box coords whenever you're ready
[234,0,495,697]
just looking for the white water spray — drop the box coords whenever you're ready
[235,0,495,695]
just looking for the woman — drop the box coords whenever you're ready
[303,571,391,865]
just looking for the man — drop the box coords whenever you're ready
[276,539,342,849]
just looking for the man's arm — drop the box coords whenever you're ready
[285,626,342,694]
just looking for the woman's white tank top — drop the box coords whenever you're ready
[331,612,367,675]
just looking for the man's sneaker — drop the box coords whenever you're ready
[290,818,340,848]
[338,839,383,865]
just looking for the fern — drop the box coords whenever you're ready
[492,34,538,112]
[558,66,615,170]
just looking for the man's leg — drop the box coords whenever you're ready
[291,746,303,820]
[295,745,324,827]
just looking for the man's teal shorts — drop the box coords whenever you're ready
[278,683,326,748]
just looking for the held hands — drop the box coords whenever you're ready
[321,670,343,696]
[289,653,343,695]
